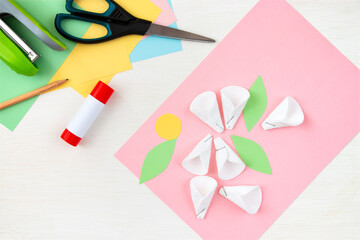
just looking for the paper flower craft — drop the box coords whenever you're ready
[137,76,304,218]
[139,113,182,184]
[221,86,250,130]
[219,185,262,214]
[262,97,304,130]
[190,91,224,133]
[182,134,213,175]
[214,137,245,180]
[190,176,217,219]
[185,76,304,219]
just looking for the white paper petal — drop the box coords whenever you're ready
[221,86,250,129]
[219,185,262,214]
[214,137,245,180]
[183,134,213,175]
[190,176,217,219]
[262,97,304,130]
[190,91,224,133]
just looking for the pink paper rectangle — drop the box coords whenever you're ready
[115,1,359,239]
[152,0,176,25]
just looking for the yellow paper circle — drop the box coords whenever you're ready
[155,114,182,140]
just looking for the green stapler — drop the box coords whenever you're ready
[0,0,66,76]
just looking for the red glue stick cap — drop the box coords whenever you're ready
[61,129,81,147]
[90,81,114,104]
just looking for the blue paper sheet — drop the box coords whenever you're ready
[130,22,182,62]
[129,0,182,62]
[167,0,174,10]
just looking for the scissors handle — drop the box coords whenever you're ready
[65,0,133,22]
[55,0,152,44]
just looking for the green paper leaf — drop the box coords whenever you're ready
[243,76,267,131]
[139,139,177,184]
[231,135,272,174]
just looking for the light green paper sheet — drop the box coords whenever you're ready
[139,139,177,184]
[231,135,272,174]
[0,0,86,131]
[243,76,267,131]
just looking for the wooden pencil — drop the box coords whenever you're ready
[0,79,68,110]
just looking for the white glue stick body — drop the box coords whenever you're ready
[61,81,114,146]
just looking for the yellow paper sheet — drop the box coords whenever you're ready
[49,0,161,95]
[71,75,114,97]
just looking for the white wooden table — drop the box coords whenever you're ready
[0,1,359,239]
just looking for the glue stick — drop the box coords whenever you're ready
[61,81,114,147]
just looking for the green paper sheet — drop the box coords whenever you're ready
[231,135,272,174]
[139,139,177,184]
[0,0,86,131]
[243,76,267,131]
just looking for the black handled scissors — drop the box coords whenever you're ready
[55,0,215,44]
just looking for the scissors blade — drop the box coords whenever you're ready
[146,23,215,42]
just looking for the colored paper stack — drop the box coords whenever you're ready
[0,0,182,131]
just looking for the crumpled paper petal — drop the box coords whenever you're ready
[214,137,245,180]
[183,134,213,175]
[221,86,250,129]
[262,97,304,130]
[219,185,262,214]
[190,176,217,219]
[190,91,224,133]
